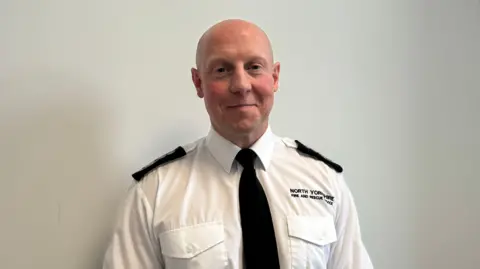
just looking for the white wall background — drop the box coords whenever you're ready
[1,1,479,268]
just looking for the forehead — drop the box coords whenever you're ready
[202,28,272,67]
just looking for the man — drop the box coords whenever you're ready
[103,19,373,269]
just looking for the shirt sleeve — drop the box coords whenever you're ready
[327,173,374,269]
[102,182,163,269]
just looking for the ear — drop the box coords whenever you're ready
[191,68,204,98]
[272,62,280,92]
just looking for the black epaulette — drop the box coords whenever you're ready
[295,140,343,173]
[132,146,187,182]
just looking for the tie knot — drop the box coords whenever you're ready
[235,148,257,170]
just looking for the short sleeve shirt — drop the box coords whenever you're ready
[102,126,374,269]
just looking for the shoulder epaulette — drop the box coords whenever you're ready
[132,146,187,182]
[294,140,343,173]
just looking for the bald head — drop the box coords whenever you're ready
[195,19,274,72]
[190,19,280,146]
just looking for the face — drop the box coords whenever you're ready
[191,26,280,138]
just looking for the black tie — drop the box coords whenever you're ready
[236,148,280,268]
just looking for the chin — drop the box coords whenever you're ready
[232,126,254,134]
[231,120,263,134]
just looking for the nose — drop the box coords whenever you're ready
[229,69,251,94]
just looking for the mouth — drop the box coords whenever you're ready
[227,104,256,108]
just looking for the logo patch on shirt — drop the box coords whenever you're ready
[290,188,335,205]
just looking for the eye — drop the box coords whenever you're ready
[215,67,226,73]
[248,64,262,71]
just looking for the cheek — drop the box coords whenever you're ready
[203,81,229,106]
[205,81,227,95]
[253,76,276,99]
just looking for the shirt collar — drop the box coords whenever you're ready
[206,126,276,173]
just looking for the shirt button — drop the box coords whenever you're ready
[186,244,196,254]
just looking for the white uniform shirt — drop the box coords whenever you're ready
[103,126,374,269]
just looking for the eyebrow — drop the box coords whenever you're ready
[248,56,268,65]
[205,55,269,69]
[205,57,227,68]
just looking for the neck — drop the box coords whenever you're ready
[213,123,268,148]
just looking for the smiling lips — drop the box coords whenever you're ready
[228,104,256,108]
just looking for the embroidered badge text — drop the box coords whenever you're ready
[289,188,334,205]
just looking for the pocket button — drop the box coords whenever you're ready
[186,243,196,254]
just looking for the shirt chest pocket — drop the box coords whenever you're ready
[159,222,229,269]
[287,216,338,269]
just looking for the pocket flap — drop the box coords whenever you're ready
[287,216,337,246]
[159,222,225,259]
